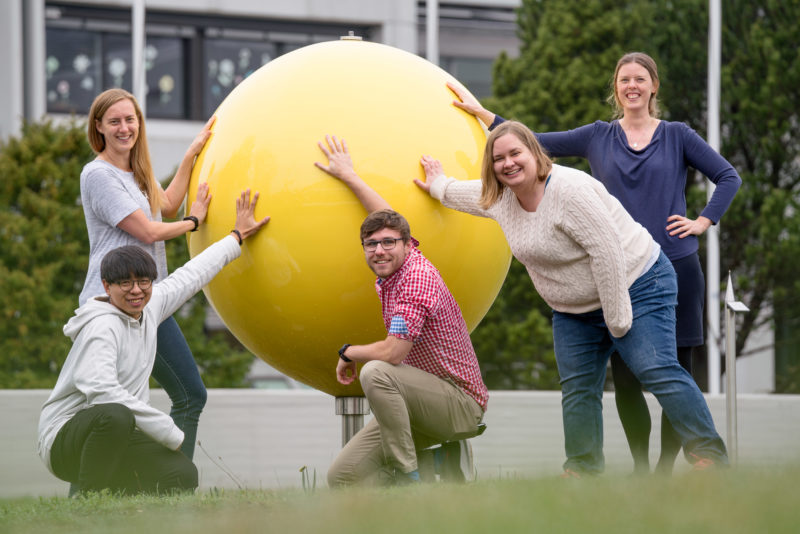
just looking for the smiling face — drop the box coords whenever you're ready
[615,61,659,116]
[95,99,139,157]
[363,227,411,279]
[491,133,538,191]
[103,276,152,319]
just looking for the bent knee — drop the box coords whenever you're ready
[192,385,208,410]
[163,458,198,493]
[327,466,347,489]
[180,461,199,491]
[359,360,393,384]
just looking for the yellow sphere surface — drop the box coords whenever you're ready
[187,39,510,397]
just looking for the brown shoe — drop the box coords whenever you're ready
[688,453,717,471]
[559,468,582,479]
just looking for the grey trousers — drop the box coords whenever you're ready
[327,361,484,487]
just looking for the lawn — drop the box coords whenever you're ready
[2,466,798,534]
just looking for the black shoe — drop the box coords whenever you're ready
[437,440,475,483]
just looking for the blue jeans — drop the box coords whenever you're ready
[152,316,207,460]
[552,252,728,475]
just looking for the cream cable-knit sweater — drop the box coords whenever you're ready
[430,164,657,338]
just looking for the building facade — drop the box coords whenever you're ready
[1,0,520,177]
[1,0,774,394]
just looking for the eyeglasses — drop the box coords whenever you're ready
[114,278,152,291]
[362,237,404,252]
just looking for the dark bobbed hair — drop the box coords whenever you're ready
[360,209,412,243]
[101,246,158,284]
[479,121,553,209]
[608,52,661,119]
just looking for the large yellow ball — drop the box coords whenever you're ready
[187,39,510,397]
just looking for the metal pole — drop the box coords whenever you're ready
[426,0,439,65]
[131,0,146,115]
[23,0,46,122]
[724,271,749,465]
[706,0,722,393]
[335,397,370,447]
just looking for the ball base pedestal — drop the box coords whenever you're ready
[335,396,370,447]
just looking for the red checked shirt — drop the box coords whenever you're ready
[375,240,488,410]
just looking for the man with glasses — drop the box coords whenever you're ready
[38,190,269,495]
[316,136,488,486]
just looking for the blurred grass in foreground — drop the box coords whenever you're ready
[2,466,798,534]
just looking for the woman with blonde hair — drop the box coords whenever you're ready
[78,88,214,460]
[415,121,728,477]
[448,51,741,474]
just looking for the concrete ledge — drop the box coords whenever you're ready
[4,390,799,497]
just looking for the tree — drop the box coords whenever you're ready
[472,0,662,389]
[715,0,800,391]
[0,120,254,388]
[470,0,800,392]
[0,120,93,387]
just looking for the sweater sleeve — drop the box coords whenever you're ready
[429,174,492,218]
[74,323,184,450]
[558,183,633,337]
[150,235,242,323]
[679,123,742,224]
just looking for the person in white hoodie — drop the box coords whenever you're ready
[38,190,269,495]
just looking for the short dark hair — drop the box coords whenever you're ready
[101,246,158,284]
[359,209,411,243]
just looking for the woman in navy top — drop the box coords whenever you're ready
[450,52,741,474]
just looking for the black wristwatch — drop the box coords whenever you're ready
[338,343,352,363]
[183,215,199,232]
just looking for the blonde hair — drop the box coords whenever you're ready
[607,52,661,120]
[87,88,160,214]
[479,121,553,209]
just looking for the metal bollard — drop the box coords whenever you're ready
[724,271,749,465]
[335,396,370,447]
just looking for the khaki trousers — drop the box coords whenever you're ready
[327,361,484,487]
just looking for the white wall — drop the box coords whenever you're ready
[5,389,800,498]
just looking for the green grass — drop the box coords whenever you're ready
[2,467,798,534]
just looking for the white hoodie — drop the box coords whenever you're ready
[37,235,242,472]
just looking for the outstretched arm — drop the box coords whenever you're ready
[447,81,496,128]
[162,115,217,218]
[414,155,446,195]
[154,189,270,321]
[117,182,212,244]
[314,135,391,213]
[231,189,270,243]
[416,155,493,219]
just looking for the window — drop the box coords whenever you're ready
[441,57,494,99]
[45,3,372,120]
[45,27,101,114]
[417,2,519,99]
[145,36,186,119]
[203,38,277,118]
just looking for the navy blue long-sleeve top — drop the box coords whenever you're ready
[490,116,742,261]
